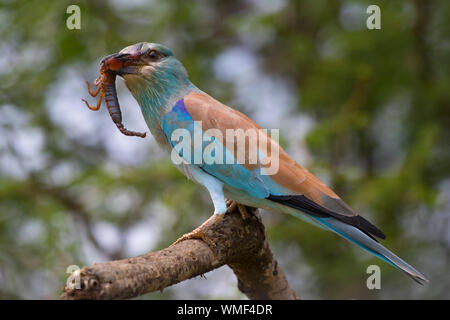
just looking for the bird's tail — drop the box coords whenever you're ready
[310,215,429,284]
[279,204,429,284]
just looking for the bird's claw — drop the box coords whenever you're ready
[171,230,218,253]
[226,199,237,213]
[170,213,225,253]
[237,203,249,220]
[226,199,249,220]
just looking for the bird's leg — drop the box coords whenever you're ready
[170,213,225,251]
[86,80,102,97]
[82,90,104,111]
[171,167,231,251]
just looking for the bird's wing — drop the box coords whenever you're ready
[161,91,385,239]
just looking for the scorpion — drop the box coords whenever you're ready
[82,58,146,138]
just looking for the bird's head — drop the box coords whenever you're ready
[102,42,191,109]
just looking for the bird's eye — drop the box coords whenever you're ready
[148,50,158,59]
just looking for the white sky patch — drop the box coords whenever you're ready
[339,3,367,31]
[104,187,142,215]
[48,161,80,186]
[0,41,51,78]
[13,127,46,165]
[92,221,122,253]
[124,217,158,257]
[0,153,26,178]
[236,75,296,127]
[46,64,158,165]
[80,226,111,264]
[0,104,28,126]
[123,201,173,257]
[109,0,151,10]
[0,105,47,178]
[74,183,104,213]
[170,266,245,299]
[17,220,46,245]
[214,47,260,83]
[23,269,57,299]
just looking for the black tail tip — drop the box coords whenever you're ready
[410,273,429,285]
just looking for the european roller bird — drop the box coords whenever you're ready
[100,42,428,285]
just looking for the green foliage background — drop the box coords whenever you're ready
[0,0,449,299]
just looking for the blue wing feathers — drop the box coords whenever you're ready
[161,98,289,198]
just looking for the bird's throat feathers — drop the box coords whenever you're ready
[122,60,195,144]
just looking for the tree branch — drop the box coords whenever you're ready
[60,205,299,300]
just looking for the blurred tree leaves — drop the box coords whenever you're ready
[0,0,448,299]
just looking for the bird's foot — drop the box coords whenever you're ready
[226,199,249,220]
[171,229,217,251]
[170,213,224,253]
[226,199,236,212]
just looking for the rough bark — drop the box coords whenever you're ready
[60,205,299,300]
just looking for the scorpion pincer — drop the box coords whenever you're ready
[82,56,146,138]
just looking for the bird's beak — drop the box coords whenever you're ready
[101,52,141,76]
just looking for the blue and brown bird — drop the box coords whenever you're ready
[88,42,428,285]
